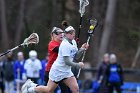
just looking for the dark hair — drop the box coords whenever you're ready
[61,20,69,30]
[61,21,75,34]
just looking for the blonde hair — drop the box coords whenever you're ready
[50,27,63,41]
[51,33,55,40]
[50,27,57,40]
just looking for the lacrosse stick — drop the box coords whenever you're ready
[77,19,97,78]
[0,33,39,57]
[77,0,89,41]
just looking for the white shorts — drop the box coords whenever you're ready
[49,67,74,82]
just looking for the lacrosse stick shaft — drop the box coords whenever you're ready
[77,17,83,39]
[77,36,91,78]
[0,44,22,57]
[77,0,89,40]
[0,50,11,57]
[81,36,90,61]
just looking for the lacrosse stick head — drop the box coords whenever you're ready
[22,33,39,46]
[79,0,89,17]
[88,19,98,34]
[90,19,97,27]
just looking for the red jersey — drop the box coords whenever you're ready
[46,40,61,72]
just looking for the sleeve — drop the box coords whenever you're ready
[118,64,124,85]
[63,56,80,69]
[97,64,103,80]
[41,60,45,81]
[38,60,42,70]
[40,61,43,81]
[23,61,26,73]
[24,60,28,73]
[75,48,84,60]
[61,43,71,57]
[48,42,59,52]
[105,65,110,85]
[13,61,17,79]
[52,46,59,53]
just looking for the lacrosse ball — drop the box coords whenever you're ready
[90,25,94,30]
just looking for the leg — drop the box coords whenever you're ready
[34,79,58,93]
[108,83,114,93]
[99,80,109,93]
[0,82,4,93]
[2,83,4,93]
[9,81,14,93]
[63,77,79,93]
[44,71,49,86]
[59,81,71,93]
[44,71,58,93]
[115,83,122,93]
[4,81,8,93]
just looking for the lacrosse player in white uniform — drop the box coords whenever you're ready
[21,25,89,93]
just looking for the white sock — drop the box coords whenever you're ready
[28,87,35,93]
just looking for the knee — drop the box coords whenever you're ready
[47,88,53,93]
[72,85,79,93]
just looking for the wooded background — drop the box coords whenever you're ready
[0,0,140,71]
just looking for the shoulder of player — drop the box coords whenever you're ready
[50,40,60,44]
[49,40,60,47]
[36,59,41,63]
[60,40,70,47]
[25,58,30,62]
[62,38,70,44]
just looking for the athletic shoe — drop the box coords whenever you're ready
[21,79,37,93]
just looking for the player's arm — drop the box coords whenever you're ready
[64,56,84,69]
[75,48,84,60]
[75,43,89,60]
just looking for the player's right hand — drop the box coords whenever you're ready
[78,62,84,68]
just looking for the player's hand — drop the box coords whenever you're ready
[81,43,89,50]
[78,62,84,68]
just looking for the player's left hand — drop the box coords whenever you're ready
[81,43,89,50]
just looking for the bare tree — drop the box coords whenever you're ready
[98,0,117,63]
[51,0,57,27]
[61,0,66,19]
[15,0,26,45]
[90,0,107,66]
[0,0,9,50]
[131,38,140,68]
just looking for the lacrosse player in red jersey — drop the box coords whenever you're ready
[44,27,71,93]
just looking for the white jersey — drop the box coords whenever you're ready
[24,58,42,78]
[49,39,78,82]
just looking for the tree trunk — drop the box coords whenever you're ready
[0,0,9,51]
[98,0,117,64]
[51,0,57,27]
[15,0,26,46]
[131,40,140,68]
[61,0,66,20]
[91,0,106,66]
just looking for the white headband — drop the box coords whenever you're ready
[65,26,75,32]
[52,27,63,34]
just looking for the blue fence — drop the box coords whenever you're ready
[79,81,140,93]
